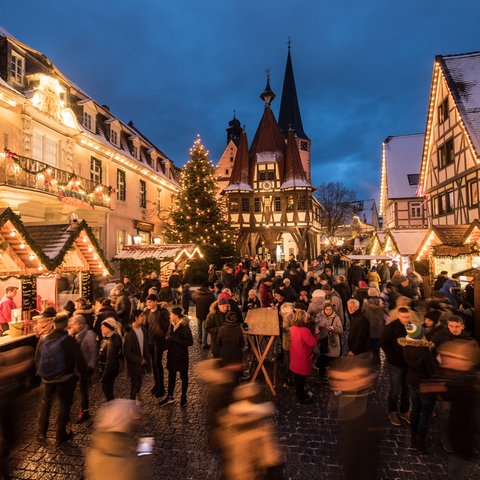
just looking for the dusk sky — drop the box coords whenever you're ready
[4,1,480,203]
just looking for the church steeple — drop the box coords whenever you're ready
[226,110,242,146]
[278,42,308,139]
[260,70,276,106]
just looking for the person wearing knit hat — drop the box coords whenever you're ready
[422,310,446,341]
[98,317,123,401]
[397,322,437,452]
[205,296,230,358]
[217,297,229,306]
[216,311,244,380]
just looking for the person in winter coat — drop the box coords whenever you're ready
[159,307,194,407]
[85,399,152,480]
[93,299,118,342]
[69,314,98,423]
[218,289,243,323]
[123,310,150,403]
[205,298,230,357]
[98,318,123,401]
[242,289,261,315]
[280,302,295,386]
[217,311,244,381]
[307,289,326,322]
[109,284,131,330]
[289,310,318,403]
[258,278,274,307]
[238,273,254,306]
[316,302,343,378]
[74,297,95,330]
[362,288,386,365]
[193,282,216,348]
[34,306,57,339]
[143,295,170,398]
[380,307,412,427]
[440,279,459,309]
[422,310,447,342]
[322,284,344,326]
[333,275,351,322]
[347,299,370,357]
[398,323,437,453]
[36,314,88,443]
[181,284,193,316]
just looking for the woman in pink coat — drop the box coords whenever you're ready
[289,310,318,404]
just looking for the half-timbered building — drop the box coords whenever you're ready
[221,48,321,261]
[418,52,480,225]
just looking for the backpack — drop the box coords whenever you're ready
[36,334,68,379]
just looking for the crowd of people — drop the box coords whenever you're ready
[1,252,479,479]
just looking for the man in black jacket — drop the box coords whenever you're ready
[193,282,215,349]
[36,314,87,443]
[347,299,370,357]
[380,306,412,427]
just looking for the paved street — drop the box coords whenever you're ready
[6,314,480,480]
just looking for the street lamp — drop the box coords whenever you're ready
[132,234,142,245]
[152,236,162,245]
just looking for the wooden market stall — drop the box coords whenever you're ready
[0,207,112,351]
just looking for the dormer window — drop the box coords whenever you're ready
[10,52,24,84]
[132,146,139,159]
[110,129,118,146]
[83,111,93,131]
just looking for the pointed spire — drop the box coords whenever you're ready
[224,130,252,191]
[281,129,310,189]
[260,69,276,106]
[278,43,308,139]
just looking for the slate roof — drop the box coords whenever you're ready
[384,134,424,198]
[439,52,480,156]
[278,48,308,139]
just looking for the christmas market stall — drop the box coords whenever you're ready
[415,225,475,288]
[0,207,112,351]
[380,229,428,273]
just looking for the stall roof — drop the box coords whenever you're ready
[385,229,428,256]
[115,244,202,263]
[342,254,398,262]
[0,208,112,275]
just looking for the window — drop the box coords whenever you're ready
[410,201,422,219]
[258,171,266,181]
[117,169,126,201]
[110,129,118,146]
[407,174,419,186]
[116,229,126,254]
[139,180,146,208]
[254,197,260,212]
[241,197,250,212]
[298,194,307,210]
[300,141,309,151]
[438,138,454,168]
[274,196,281,211]
[434,190,454,215]
[225,169,229,175]
[83,111,92,131]
[32,131,58,166]
[90,157,102,184]
[132,146,139,159]
[230,198,239,212]
[10,52,24,84]
[469,180,479,207]
[267,170,275,181]
[286,195,294,210]
[438,98,449,123]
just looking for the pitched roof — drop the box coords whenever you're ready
[278,48,308,139]
[383,134,424,198]
[224,130,253,191]
[439,52,480,156]
[281,129,310,189]
[249,104,286,180]
[385,229,428,256]
[431,225,470,245]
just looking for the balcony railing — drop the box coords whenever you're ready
[0,152,111,209]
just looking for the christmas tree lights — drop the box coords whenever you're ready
[165,137,236,264]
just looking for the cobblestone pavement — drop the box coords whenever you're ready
[6,311,480,480]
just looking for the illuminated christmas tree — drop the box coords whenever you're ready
[165,137,236,264]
